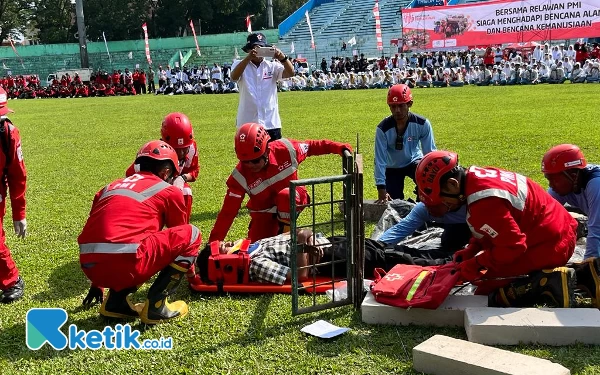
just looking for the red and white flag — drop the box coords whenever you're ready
[305,10,315,49]
[246,14,254,34]
[8,38,24,68]
[373,1,383,51]
[190,20,201,56]
[141,22,152,65]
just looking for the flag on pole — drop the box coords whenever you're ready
[128,51,133,59]
[141,22,152,65]
[8,38,24,68]
[2,62,8,70]
[246,14,254,34]
[102,32,112,65]
[290,41,295,54]
[348,36,357,47]
[373,1,383,51]
[179,50,184,67]
[189,20,201,56]
[305,10,315,49]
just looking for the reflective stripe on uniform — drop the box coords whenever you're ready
[231,138,299,196]
[79,243,139,254]
[249,206,277,214]
[99,180,171,202]
[190,224,201,245]
[466,211,483,239]
[466,173,528,211]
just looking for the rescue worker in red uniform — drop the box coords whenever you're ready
[415,150,578,307]
[209,123,352,243]
[0,88,27,303]
[78,140,202,324]
[126,112,199,223]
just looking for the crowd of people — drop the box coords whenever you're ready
[282,42,600,90]
[1,42,597,100]
[1,32,600,329]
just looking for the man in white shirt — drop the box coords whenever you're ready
[211,63,222,82]
[231,33,294,140]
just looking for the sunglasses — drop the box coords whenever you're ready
[395,134,404,151]
[242,156,264,165]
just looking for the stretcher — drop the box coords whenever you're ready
[189,240,346,294]
[189,276,346,294]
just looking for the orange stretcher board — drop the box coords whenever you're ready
[189,276,346,294]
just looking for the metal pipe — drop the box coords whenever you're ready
[75,0,89,68]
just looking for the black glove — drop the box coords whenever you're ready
[82,286,104,307]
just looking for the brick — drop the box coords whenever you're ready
[413,335,570,375]
[361,291,487,327]
[465,307,600,346]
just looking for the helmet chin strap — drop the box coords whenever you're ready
[564,170,581,193]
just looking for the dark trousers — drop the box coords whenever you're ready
[266,128,282,141]
[148,81,155,93]
[385,162,419,200]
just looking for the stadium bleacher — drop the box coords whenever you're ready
[279,0,412,65]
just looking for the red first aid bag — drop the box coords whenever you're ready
[370,263,460,309]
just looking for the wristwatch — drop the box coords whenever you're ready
[278,54,288,62]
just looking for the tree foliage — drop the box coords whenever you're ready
[33,0,74,44]
[0,0,32,43]
[26,0,307,43]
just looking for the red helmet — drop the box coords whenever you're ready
[387,84,413,105]
[542,144,587,174]
[135,140,179,176]
[161,112,194,148]
[0,87,14,116]
[416,151,459,206]
[235,123,270,161]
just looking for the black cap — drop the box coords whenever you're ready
[242,33,271,53]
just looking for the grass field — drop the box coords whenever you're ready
[1,84,600,374]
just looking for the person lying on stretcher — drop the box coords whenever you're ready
[196,229,331,285]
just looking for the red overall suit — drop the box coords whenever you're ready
[0,120,27,290]
[78,172,202,291]
[209,138,347,242]
[464,166,577,294]
[126,139,199,223]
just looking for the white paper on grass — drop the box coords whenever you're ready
[301,320,349,339]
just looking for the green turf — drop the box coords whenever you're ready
[1,85,600,374]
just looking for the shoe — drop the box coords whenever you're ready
[572,257,600,307]
[100,287,144,319]
[489,267,576,308]
[2,277,24,303]
[140,263,189,325]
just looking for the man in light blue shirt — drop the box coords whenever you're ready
[542,144,600,259]
[378,202,470,252]
[374,84,436,204]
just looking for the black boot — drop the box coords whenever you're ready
[140,263,188,325]
[100,287,144,319]
[572,257,600,307]
[489,267,576,308]
[2,277,24,303]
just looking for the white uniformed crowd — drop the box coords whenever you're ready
[278,42,600,91]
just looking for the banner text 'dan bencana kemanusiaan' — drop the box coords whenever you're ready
[401,0,600,49]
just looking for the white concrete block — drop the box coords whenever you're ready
[465,307,600,346]
[340,199,388,221]
[413,335,571,375]
[361,291,487,327]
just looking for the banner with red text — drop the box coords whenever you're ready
[402,0,600,50]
